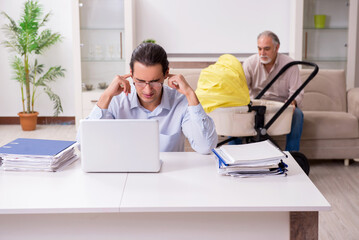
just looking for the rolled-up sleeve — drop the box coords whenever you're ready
[182,104,218,154]
[88,105,115,119]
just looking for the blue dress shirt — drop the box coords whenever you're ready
[87,85,218,154]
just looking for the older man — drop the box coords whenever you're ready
[243,31,304,151]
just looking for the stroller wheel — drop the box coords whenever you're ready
[290,151,310,176]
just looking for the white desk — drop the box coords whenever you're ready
[0,152,330,240]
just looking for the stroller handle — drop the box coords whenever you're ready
[254,61,319,132]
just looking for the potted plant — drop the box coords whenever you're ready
[1,0,65,131]
[142,39,156,43]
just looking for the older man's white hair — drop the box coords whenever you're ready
[257,31,280,47]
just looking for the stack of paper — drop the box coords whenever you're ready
[212,140,288,178]
[0,138,79,172]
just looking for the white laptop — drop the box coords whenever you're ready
[80,119,162,173]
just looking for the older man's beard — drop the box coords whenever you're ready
[259,56,272,64]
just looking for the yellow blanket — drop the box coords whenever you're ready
[196,54,250,113]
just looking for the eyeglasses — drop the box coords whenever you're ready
[133,81,163,88]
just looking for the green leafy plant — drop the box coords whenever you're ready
[142,38,156,44]
[1,0,65,116]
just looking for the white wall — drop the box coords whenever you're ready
[135,0,291,54]
[0,0,75,117]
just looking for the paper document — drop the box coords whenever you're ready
[219,140,287,164]
[212,140,288,178]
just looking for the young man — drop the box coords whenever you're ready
[86,43,217,154]
[243,31,304,151]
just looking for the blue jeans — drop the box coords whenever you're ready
[228,136,242,145]
[285,108,304,151]
[227,108,304,151]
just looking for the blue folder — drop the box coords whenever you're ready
[0,138,76,156]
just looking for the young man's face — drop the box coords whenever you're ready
[131,62,168,110]
[257,36,279,65]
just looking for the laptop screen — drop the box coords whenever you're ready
[80,119,161,173]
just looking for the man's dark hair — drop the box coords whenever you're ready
[130,43,169,75]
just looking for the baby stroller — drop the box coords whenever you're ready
[208,61,319,175]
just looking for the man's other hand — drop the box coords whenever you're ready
[105,74,132,97]
[97,74,131,109]
[167,73,199,106]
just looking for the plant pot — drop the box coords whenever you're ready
[18,112,39,131]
